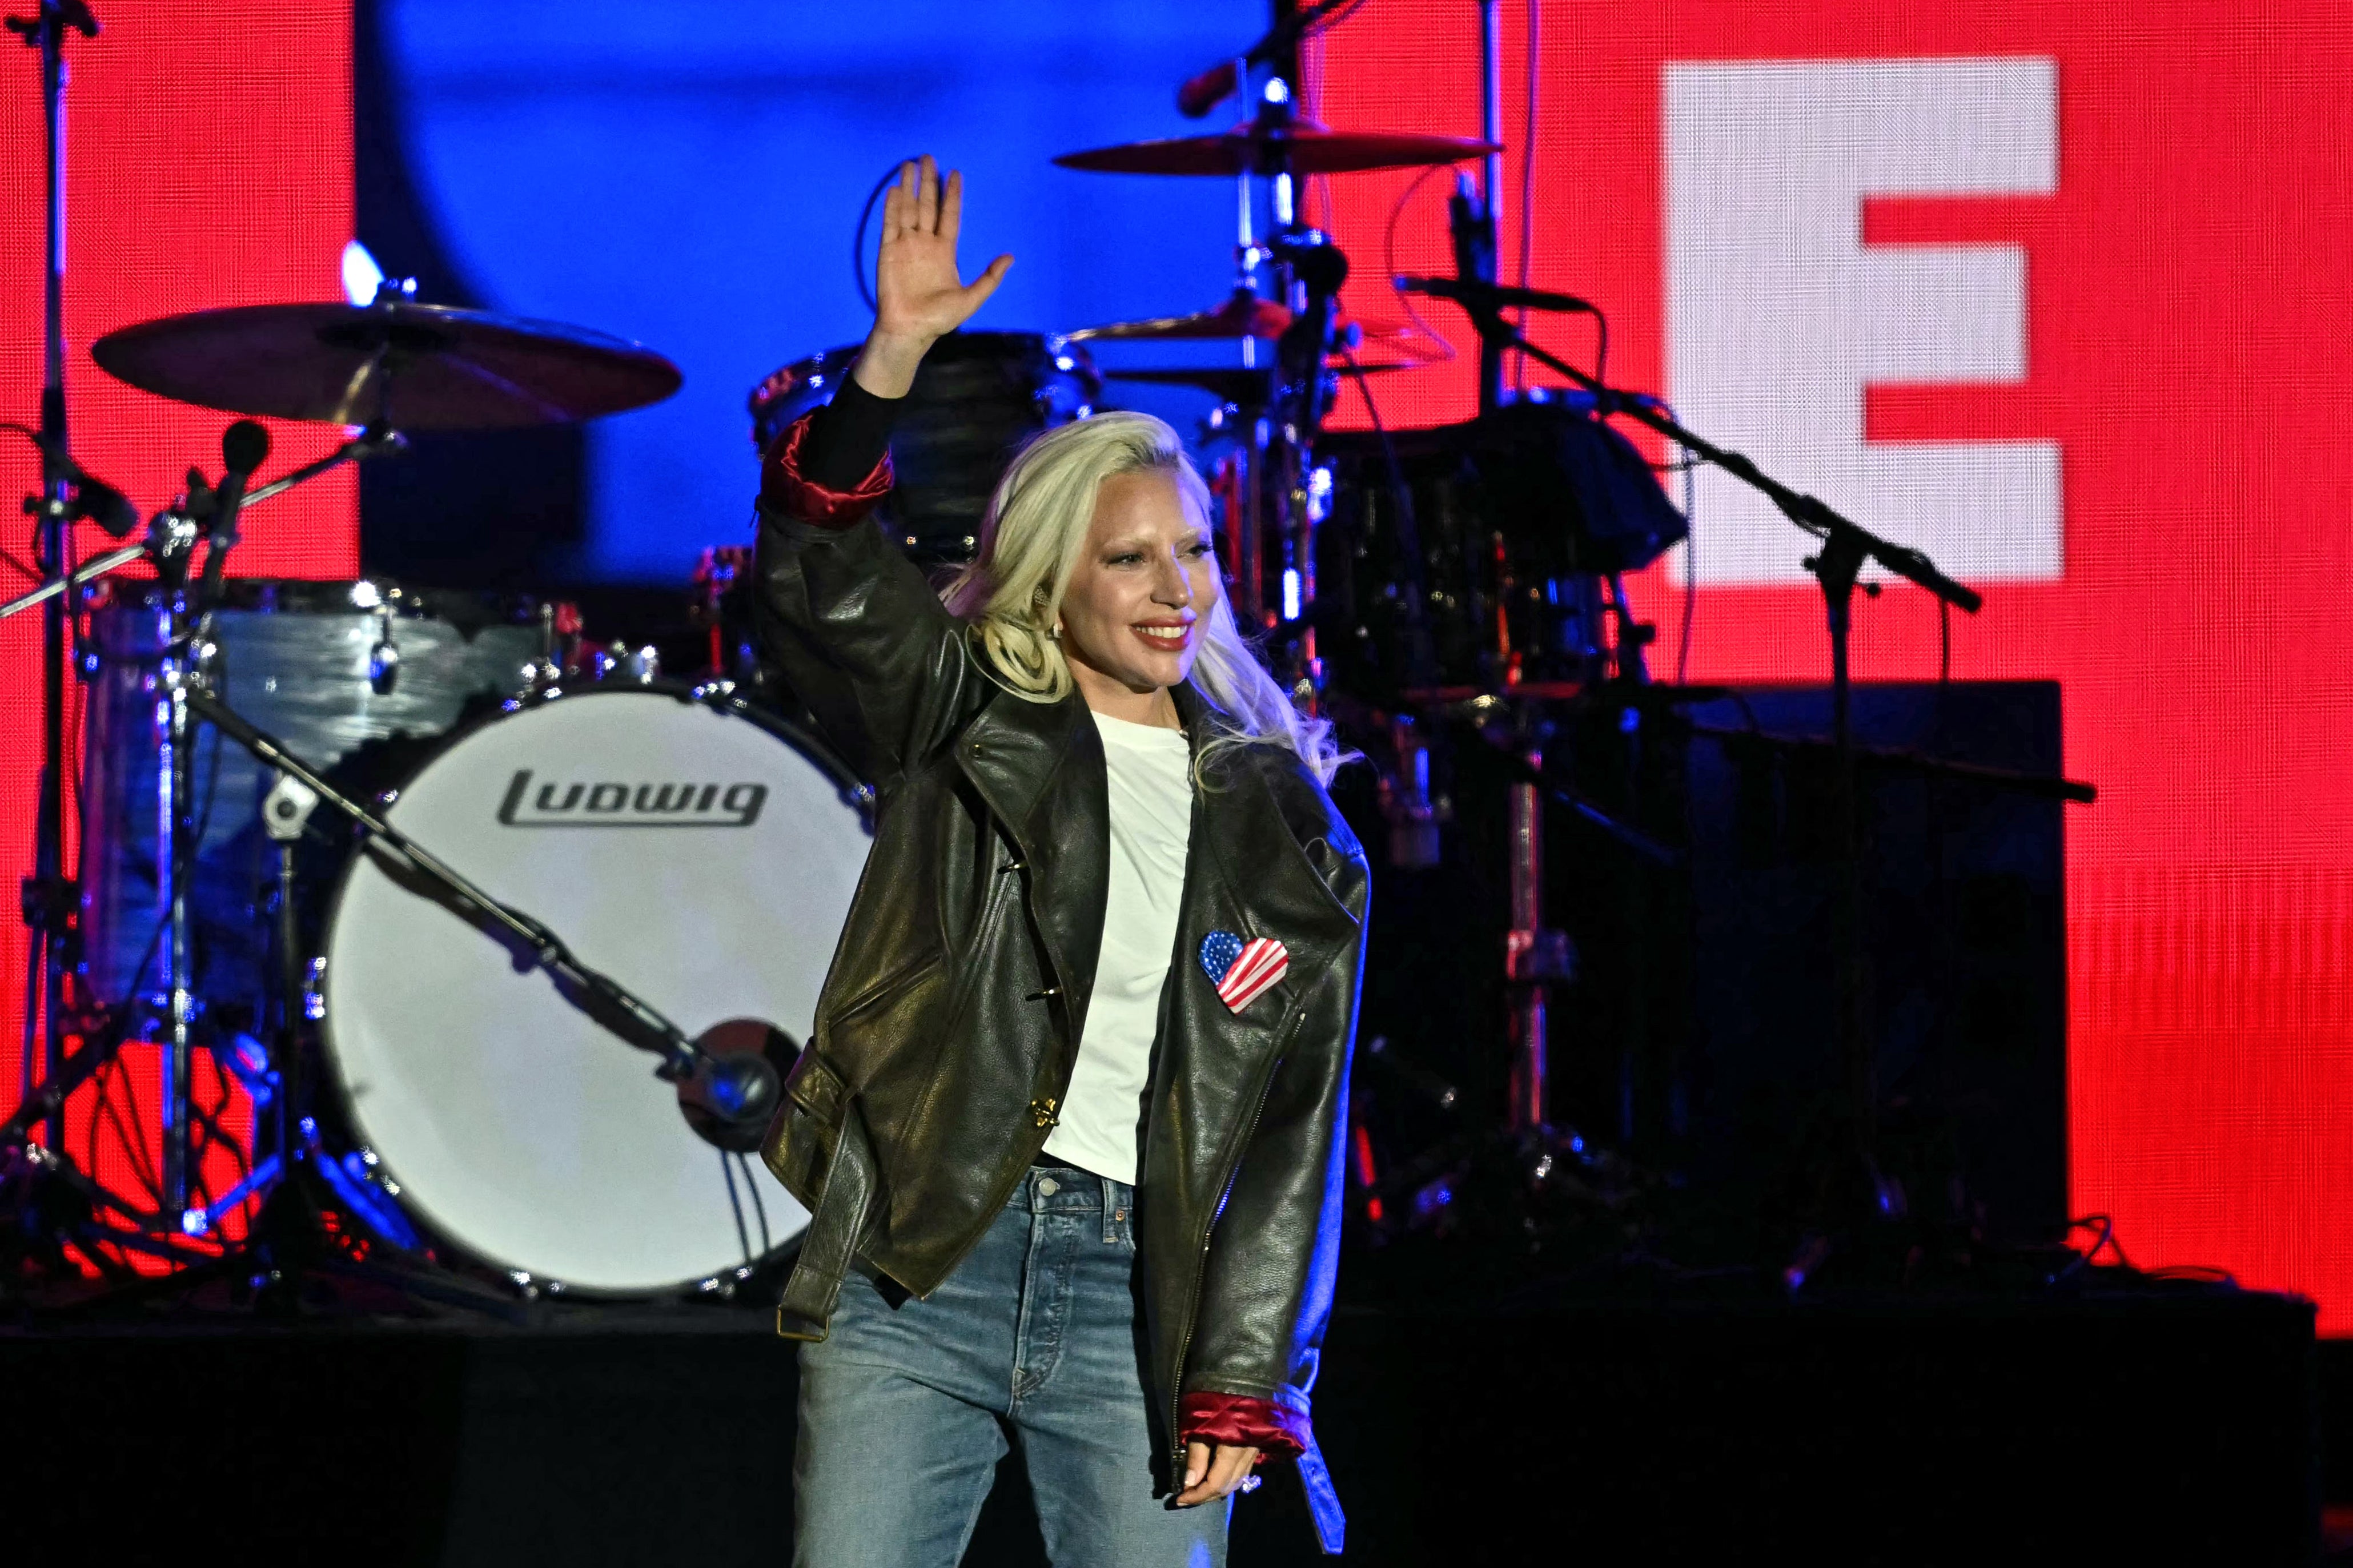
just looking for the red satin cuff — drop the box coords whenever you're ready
[760,413,893,528]
[1176,1391,1308,1458]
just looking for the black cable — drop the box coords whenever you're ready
[720,1147,753,1268]
[1384,163,1459,363]
[93,1053,163,1204]
[737,1151,772,1256]
[1340,345,1434,685]
[2055,1213,2133,1283]
[1340,347,1419,536]
[850,158,918,315]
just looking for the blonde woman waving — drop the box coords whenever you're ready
[757,156,1364,1567]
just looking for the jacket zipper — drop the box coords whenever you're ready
[1166,1010,1301,1465]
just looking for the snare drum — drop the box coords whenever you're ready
[316,682,872,1293]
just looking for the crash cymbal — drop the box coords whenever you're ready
[1054,118,1497,178]
[1102,362,1410,403]
[90,301,683,430]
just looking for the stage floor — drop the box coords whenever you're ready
[2,1280,2316,1565]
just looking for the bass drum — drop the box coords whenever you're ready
[318,684,873,1294]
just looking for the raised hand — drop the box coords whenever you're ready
[854,155,1014,399]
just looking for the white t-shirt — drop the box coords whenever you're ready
[1041,710,1194,1185]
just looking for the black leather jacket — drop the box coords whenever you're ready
[753,494,1364,1552]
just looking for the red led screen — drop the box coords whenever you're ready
[1314,3,2353,1325]
[5,1,2350,1329]
[0,2,355,1235]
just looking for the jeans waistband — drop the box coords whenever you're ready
[1010,1161,1131,1216]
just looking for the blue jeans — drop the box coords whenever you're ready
[794,1164,1229,1567]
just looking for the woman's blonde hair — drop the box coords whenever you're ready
[940,411,1348,786]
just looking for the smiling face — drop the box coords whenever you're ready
[1054,467,1222,725]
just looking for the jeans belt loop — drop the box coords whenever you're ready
[1101,1176,1117,1244]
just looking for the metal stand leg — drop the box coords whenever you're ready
[1505,774,1548,1133]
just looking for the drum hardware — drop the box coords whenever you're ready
[584,640,661,685]
[1400,263,1989,1237]
[0,88,683,1290]
[1061,15,1488,654]
[2,416,430,1251]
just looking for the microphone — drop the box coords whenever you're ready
[1178,59,1239,118]
[28,435,138,538]
[1394,275,1600,316]
[676,1019,793,1153]
[201,419,271,597]
[678,1050,781,1153]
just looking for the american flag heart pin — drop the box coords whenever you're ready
[1199,929,1289,1014]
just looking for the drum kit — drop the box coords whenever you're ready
[3,0,2019,1314]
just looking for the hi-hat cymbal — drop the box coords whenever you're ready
[1055,118,1497,177]
[91,301,683,430]
[1069,294,1450,361]
[1067,294,1294,343]
[1103,363,1410,404]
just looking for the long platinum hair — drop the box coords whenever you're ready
[939,411,1347,786]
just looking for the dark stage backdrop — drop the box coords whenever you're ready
[5,2,2352,1333]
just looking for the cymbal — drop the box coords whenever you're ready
[1067,294,1293,343]
[1332,316,1451,366]
[1102,363,1408,403]
[1055,118,1497,177]
[91,301,683,430]
[1069,294,1449,361]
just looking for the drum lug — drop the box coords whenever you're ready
[367,608,400,696]
[694,1273,739,1301]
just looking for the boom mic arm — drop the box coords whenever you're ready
[1173,0,1358,117]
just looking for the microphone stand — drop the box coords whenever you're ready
[5,0,99,1158]
[0,432,432,1298]
[1410,273,1986,1232]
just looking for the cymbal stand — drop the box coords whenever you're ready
[1246,31,1356,697]
[1198,0,1355,637]
[1413,276,1985,1229]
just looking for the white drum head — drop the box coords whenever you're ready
[321,688,870,1293]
